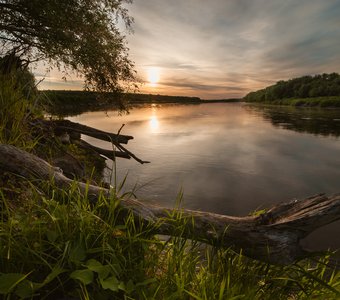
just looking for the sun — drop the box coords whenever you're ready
[147,67,160,86]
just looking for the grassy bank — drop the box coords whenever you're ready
[245,96,340,108]
[2,179,340,299]
[2,78,340,299]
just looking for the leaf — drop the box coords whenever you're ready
[126,279,135,294]
[0,273,29,294]
[69,241,86,263]
[100,275,119,291]
[15,266,66,298]
[85,259,110,280]
[118,281,126,291]
[135,278,157,287]
[14,280,34,298]
[70,269,94,285]
[39,266,66,288]
[46,230,58,243]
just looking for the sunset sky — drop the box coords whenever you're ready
[38,0,340,99]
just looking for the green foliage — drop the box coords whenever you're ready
[0,62,41,148]
[0,178,155,299]
[1,177,340,299]
[244,73,340,106]
[0,0,137,94]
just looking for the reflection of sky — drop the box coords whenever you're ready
[37,1,340,99]
[69,103,340,250]
[70,103,340,215]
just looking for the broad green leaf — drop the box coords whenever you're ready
[85,259,103,269]
[15,280,34,298]
[85,259,111,280]
[0,273,29,294]
[70,269,94,285]
[100,275,119,291]
[126,280,135,294]
[118,282,126,291]
[69,242,86,263]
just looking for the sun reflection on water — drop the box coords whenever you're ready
[149,115,159,132]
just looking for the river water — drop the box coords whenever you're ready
[69,102,340,250]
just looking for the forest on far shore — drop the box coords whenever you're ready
[244,73,340,105]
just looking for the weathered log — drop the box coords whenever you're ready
[43,119,133,144]
[75,139,131,160]
[1,143,340,265]
[31,118,149,164]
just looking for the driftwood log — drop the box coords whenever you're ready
[31,119,149,164]
[1,143,340,265]
[74,139,131,160]
[47,119,133,144]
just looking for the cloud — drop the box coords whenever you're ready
[35,0,340,99]
[125,0,340,98]
[159,79,248,92]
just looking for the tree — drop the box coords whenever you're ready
[0,0,137,93]
[244,73,340,102]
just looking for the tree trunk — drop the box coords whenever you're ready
[1,143,340,265]
[74,139,131,160]
[45,119,133,144]
[30,119,149,164]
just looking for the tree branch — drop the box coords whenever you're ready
[1,143,340,265]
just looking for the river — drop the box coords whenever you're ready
[69,102,340,251]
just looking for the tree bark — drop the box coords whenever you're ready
[30,119,149,164]
[44,119,133,144]
[74,139,131,160]
[1,143,340,265]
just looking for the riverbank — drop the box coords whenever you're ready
[243,73,340,108]
[245,96,340,107]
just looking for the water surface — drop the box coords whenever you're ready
[70,103,340,250]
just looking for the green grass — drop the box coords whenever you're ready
[0,71,42,150]
[2,74,340,299]
[1,176,340,299]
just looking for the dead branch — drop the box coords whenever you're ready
[30,118,148,164]
[75,139,130,160]
[47,119,133,144]
[1,143,340,265]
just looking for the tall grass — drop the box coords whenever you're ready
[0,71,41,149]
[1,176,340,299]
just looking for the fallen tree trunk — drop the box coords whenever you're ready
[75,139,131,160]
[46,119,133,144]
[30,119,149,164]
[1,143,340,265]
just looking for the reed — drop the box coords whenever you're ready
[1,174,340,299]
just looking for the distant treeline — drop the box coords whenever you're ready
[42,90,201,115]
[42,90,240,115]
[43,90,201,105]
[244,73,340,107]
